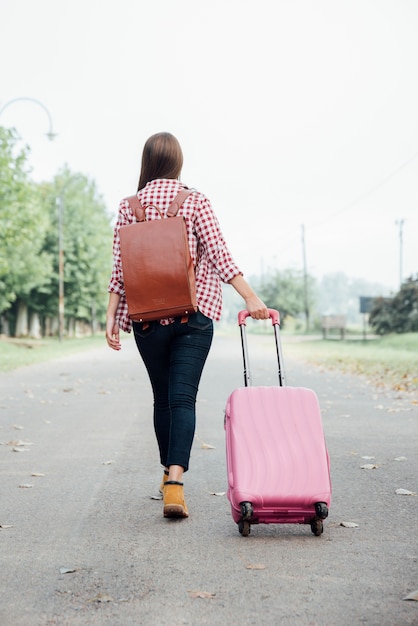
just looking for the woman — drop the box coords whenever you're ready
[106,132,268,519]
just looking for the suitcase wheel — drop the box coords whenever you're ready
[238,501,253,537]
[314,502,329,519]
[310,518,324,536]
[310,502,329,536]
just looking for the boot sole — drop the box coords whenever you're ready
[164,504,189,518]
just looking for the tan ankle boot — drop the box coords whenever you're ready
[159,470,169,494]
[163,481,189,518]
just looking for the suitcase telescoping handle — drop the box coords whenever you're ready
[238,309,285,387]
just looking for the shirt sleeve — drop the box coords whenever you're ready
[107,199,133,296]
[108,199,134,333]
[194,195,242,283]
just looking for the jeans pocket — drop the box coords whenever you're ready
[186,310,213,331]
[133,321,157,339]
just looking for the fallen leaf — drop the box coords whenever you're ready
[8,440,34,447]
[246,563,266,570]
[101,460,114,465]
[394,456,407,462]
[361,456,375,460]
[340,522,359,528]
[31,473,45,477]
[189,590,216,599]
[360,464,378,470]
[13,424,24,430]
[150,494,163,500]
[59,567,77,574]
[89,593,114,603]
[210,492,226,497]
[18,484,34,489]
[404,590,418,601]
[201,443,215,450]
[0,524,13,529]
[395,488,416,496]
[12,447,30,452]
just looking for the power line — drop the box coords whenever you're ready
[309,149,418,230]
[259,145,418,271]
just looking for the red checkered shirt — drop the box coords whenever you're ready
[108,178,242,333]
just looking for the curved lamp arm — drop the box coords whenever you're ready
[0,97,57,140]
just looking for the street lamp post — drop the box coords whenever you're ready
[57,197,65,342]
[396,219,405,289]
[0,97,57,140]
[301,224,310,332]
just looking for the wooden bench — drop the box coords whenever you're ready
[321,315,346,339]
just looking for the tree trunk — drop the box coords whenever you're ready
[15,300,28,337]
[29,312,42,339]
[0,315,10,337]
[68,317,75,338]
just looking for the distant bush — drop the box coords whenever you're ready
[369,276,418,334]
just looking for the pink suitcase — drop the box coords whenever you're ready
[224,309,331,536]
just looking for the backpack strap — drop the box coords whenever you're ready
[167,188,193,217]
[125,195,146,222]
[125,187,194,222]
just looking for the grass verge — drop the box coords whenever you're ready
[0,335,106,372]
[283,333,418,393]
[1,331,417,397]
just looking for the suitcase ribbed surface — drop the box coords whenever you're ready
[225,386,331,520]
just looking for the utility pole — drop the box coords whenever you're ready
[396,219,405,289]
[57,197,64,342]
[301,224,309,332]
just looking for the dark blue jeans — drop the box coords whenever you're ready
[133,311,214,472]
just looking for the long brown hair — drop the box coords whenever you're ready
[137,132,183,191]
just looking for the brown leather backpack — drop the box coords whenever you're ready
[119,188,198,322]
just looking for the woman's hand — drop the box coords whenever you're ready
[245,295,270,320]
[228,275,269,320]
[106,317,121,351]
[106,292,122,350]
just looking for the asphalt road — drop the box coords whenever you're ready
[0,329,417,626]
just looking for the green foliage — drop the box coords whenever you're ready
[0,127,53,313]
[0,126,113,335]
[255,268,316,326]
[369,276,418,335]
[38,166,113,325]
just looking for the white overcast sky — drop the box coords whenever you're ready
[1,0,417,291]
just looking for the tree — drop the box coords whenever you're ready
[368,297,394,335]
[38,166,113,334]
[369,275,418,334]
[0,127,53,333]
[0,128,113,337]
[256,268,316,327]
